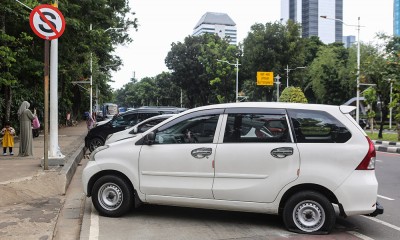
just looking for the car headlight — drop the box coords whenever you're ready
[89,145,109,161]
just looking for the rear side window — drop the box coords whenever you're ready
[223,113,290,143]
[287,109,351,143]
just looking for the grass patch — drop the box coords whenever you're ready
[366,132,399,142]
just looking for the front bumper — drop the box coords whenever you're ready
[366,202,384,217]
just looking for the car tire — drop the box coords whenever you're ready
[282,191,335,234]
[91,175,133,217]
[89,137,104,152]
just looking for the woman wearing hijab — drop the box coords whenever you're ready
[17,101,36,156]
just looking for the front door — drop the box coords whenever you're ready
[139,110,223,199]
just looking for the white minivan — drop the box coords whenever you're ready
[82,102,383,234]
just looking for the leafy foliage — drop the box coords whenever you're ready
[307,44,352,105]
[279,87,308,103]
[0,0,137,127]
[240,20,307,101]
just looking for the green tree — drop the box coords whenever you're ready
[153,72,181,107]
[0,0,137,127]
[166,34,233,107]
[114,72,182,108]
[308,44,351,105]
[363,87,377,133]
[279,87,308,103]
[382,35,400,140]
[198,34,239,103]
[360,43,392,138]
[241,20,306,101]
[165,35,206,107]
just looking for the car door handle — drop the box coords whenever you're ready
[271,147,294,158]
[191,148,212,159]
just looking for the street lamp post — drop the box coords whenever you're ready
[386,79,393,129]
[274,75,281,102]
[89,25,125,116]
[217,59,241,102]
[320,16,363,124]
[285,65,306,88]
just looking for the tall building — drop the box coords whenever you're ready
[193,12,237,45]
[394,0,400,36]
[281,0,343,44]
[343,35,355,48]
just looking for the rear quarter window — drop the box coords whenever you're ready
[288,109,351,143]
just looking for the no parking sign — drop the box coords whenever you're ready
[29,4,65,40]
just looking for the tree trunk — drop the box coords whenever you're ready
[5,86,11,122]
[379,107,388,139]
[397,122,400,141]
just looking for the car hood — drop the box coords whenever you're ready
[106,127,136,144]
[95,119,111,127]
[107,133,144,146]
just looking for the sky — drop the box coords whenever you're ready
[111,0,393,90]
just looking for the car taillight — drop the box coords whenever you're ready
[356,137,376,170]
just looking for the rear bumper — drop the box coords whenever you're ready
[334,170,378,216]
[366,202,384,217]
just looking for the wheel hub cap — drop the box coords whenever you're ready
[98,183,123,211]
[293,200,325,232]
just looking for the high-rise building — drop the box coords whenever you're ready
[193,12,237,45]
[281,0,343,44]
[343,35,356,48]
[394,0,400,36]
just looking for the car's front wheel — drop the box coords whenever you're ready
[89,137,104,152]
[282,191,335,234]
[91,175,133,217]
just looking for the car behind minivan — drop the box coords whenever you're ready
[85,107,186,151]
[82,102,383,234]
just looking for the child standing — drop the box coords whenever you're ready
[1,121,15,156]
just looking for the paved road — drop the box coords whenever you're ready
[79,152,399,240]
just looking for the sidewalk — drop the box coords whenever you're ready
[0,121,88,240]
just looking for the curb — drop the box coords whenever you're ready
[58,143,87,194]
[374,140,400,147]
[375,145,400,154]
[373,140,400,154]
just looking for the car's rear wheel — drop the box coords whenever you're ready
[89,137,104,152]
[282,191,335,234]
[91,175,133,217]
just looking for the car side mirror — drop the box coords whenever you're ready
[132,126,138,133]
[145,131,156,145]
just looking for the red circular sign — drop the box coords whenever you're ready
[29,4,65,40]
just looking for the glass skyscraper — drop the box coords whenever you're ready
[394,0,400,36]
[281,0,343,44]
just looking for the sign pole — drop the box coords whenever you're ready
[49,1,64,159]
[29,4,66,167]
[44,40,50,170]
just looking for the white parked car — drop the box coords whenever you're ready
[105,114,175,144]
[82,102,383,234]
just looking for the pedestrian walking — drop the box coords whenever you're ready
[85,112,94,130]
[1,121,16,156]
[17,101,36,157]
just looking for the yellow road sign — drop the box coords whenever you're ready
[257,72,274,86]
